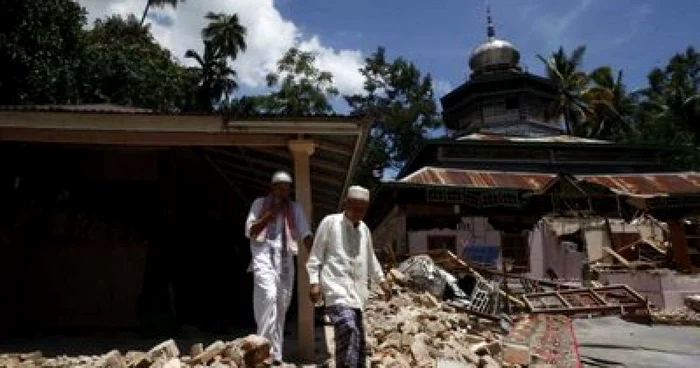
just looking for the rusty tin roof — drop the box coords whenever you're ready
[399,167,557,191]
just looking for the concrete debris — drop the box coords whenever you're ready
[148,339,180,361]
[397,255,468,299]
[651,306,700,326]
[0,334,270,368]
[189,343,204,358]
[365,281,506,368]
[685,294,700,312]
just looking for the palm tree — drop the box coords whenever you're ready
[202,12,247,62]
[140,0,185,26]
[184,42,237,111]
[638,47,700,136]
[582,66,636,139]
[538,46,590,135]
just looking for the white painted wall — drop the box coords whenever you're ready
[528,227,545,279]
[407,216,502,268]
[528,221,585,281]
[599,271,700,310]
[371,206,407,257]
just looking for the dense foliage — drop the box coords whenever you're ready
[345,47,442,189]
[539,45,700,168]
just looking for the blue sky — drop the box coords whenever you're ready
[276,0,698,95]
[83,0,699,107]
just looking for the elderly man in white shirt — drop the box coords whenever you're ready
[306,185,391,368]
[245,170,313,365]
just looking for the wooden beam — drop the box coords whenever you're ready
[669,219,692,271]
[204,147,246,161]
[216,166,339,209]
[602,246,631,268]
[244,146,349,175]
[0,127,290,147]
[554,292,572,308]
[216,154,343,187]
[316,139,354,156]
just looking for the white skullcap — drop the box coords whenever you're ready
[347,185,370,202]
[271,170,293,184]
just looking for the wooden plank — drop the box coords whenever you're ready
[0,127,290,147]
[215,154,343,187]
[316,139,354,156]
[555,292,573,308]
[602,246,631,268]
[243,146,349,175]
[215,162,342,203]
[522,297,536,311]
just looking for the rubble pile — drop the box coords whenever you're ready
[651,307,700,326]
[685,294,700,312]
[364,272,507,368]
[0,335,270,368]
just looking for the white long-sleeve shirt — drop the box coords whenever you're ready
[306,213,386,310]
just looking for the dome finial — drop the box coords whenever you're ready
[487,5,495,39]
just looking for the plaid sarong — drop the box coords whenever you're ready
[326,305,366,368]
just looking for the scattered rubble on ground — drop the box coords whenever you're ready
[650,306,700,326]
[364,258,516,368]
[685,294,700,312]
[364,255,587,368]
[3,250,698,368]
[0,335,270,368]
[364,285,507,368]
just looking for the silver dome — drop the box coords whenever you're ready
[469,37,521,73]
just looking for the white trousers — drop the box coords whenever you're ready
[252,244,295,361]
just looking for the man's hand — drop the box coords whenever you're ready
[380,281,392,301]
[250,203,283,238]
[310,283,322,304]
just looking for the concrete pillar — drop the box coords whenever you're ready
[669,219,691,271]
[288,139,315,362]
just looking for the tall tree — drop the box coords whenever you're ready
[0,0,86,104]
[637,47,700,139]
[81,14,192,111]
[538,46,590,135]
[582,66,636,140]
[140,0,185,26]
[185,42,238,112]
[202,12,247,63]
[257,47,339,115]
[345,47,442,189]
[632,46,700,169]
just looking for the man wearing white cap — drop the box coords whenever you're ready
[245,170,313,365]
[306,185,391,368]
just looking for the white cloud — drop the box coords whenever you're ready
[608,3,653,47]
[433,80,453,97]
[77,0,366,95]
[529,0,594,49]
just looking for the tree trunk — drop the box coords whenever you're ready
[140,0,152,26]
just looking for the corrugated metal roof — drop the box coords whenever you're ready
[397,167,700,197]
[0,104,155,114]
[399,167,556,191]
[578,172,700,197]
[457,133,611,144]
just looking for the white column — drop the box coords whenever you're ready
[288,139,315,362]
